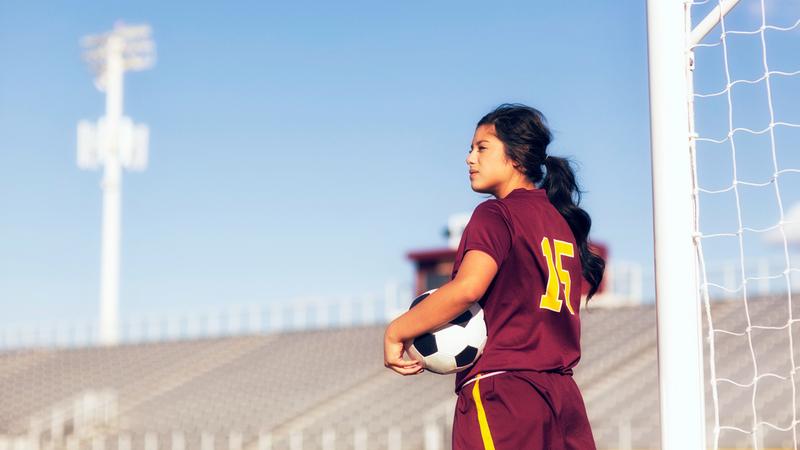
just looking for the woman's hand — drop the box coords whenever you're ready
[384,324,424,376]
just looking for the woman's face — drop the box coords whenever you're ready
[466,124,518,196]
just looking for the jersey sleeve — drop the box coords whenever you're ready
[462,200,513,269]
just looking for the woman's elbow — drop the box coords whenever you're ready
[449,278,486,304]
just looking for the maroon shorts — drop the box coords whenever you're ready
[452,370,596,450]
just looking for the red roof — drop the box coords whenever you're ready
[406,248,456,262]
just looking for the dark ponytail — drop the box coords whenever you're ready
[477,103,606,302]
[541,154,606,302]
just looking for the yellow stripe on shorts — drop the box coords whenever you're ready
[472,374,496,450]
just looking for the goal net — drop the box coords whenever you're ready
[665,0,800,448]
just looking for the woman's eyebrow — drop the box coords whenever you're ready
[471,140,490,147]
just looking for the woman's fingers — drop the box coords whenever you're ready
[385,355,424,374]
[395,358,421,367]
[388,363,425,376]
[385,359,421,369]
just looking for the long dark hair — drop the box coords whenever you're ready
[477,103,605,302]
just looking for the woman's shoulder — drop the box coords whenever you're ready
[470,199,514,232]
[473,198,512,217]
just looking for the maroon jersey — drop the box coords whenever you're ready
[451,187,584,393]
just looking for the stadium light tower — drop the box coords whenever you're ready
[77,21,155,346]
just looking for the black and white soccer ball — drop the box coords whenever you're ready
[405,288,487,374]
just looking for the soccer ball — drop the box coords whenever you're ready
[404,288,487,374]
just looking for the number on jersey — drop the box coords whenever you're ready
[538,237,575,315]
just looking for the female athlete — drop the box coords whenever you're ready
[383,103,605,449]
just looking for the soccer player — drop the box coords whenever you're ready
[383,103,605,449]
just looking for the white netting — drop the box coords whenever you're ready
[688,0,800,448]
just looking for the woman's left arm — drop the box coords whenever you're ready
[383,249,499,375]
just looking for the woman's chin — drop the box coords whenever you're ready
[469,183,488,194]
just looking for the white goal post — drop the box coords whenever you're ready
[646,0,707,447]
[646,1,741,449]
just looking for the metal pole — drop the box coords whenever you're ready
[79,22,154,347]
[99,35,124,346]
[645,0,706,448]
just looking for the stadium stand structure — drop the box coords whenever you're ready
[0,294,797,449]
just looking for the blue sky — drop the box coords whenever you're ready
[0,1,796,328]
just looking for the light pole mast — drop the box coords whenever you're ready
[77,22,155,346]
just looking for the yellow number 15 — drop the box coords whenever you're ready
[539,237,575,315]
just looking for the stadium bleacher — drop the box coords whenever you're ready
[1,294,798,449]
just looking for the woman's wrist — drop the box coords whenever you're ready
[385,319,403,343]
